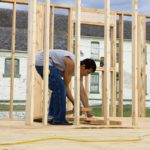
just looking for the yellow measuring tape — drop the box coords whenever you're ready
[0,136,142,146]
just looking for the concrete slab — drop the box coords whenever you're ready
[0,118,150,150]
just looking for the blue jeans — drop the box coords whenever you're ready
[36,66,67,122]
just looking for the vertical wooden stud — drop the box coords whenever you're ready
[42,0,50,125]
[137,15,146,117]
[110,25,116,117]
[67,8,74,113]
[132,0,138,126]
[119,14,124,117]
[36,3,44,51]
[68,8,73,51]
[74,0,81,125]
[104,0,110,125]
[26,0,37,125]
[50,5,54,49]
[34,3,44,120]
[9,1,16,119]
[102,70,105,116]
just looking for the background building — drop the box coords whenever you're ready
[0,8,150,107]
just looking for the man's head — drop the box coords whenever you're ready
[80,58,96,76]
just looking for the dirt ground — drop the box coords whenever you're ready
[0,117,150,150]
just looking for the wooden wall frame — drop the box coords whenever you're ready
[0,0,149,127]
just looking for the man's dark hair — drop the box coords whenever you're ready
[80,58,96,72]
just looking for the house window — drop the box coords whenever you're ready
[90,73,99,93]
[3,58,21,78]
[91,41,100,60]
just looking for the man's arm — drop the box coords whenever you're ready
[63,56,75,105]
[66,86,74,105]
[66,76,90,108]
[63,56,74,86]
[80,77,90,107]
[80,77,93,117]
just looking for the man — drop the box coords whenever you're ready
[35,49,96,125]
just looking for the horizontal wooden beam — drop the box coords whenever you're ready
[0,0,150,18]
[80,7,116,15]
[81,22,114,27]
[96,67,115,72]
[52,4,71,9]
[117,11,150,19]
[0,0,28,5]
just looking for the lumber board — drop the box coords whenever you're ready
[104,0,110,125]
[36,3,44,51]
[9,1,16,119]
[110,26,116,117]
[132,0,138,126]
[118,14,124,117]
[25,0,37,125]
[74,0,81,125]
[137,15,146,117]
[72,10,116,26]
[42,0,50,125]
[81,117,121,125]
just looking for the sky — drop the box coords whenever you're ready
[0,0,150,15]
[50,0,150,15]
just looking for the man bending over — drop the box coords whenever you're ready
[35,49,96,125]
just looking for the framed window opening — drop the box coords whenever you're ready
[91,41,100,61]
[90,72,99,94]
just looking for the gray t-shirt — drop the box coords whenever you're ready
[36,49,75,74]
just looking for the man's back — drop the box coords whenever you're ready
[36,49,75,74]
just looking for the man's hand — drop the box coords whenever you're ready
[87,111,93,118]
